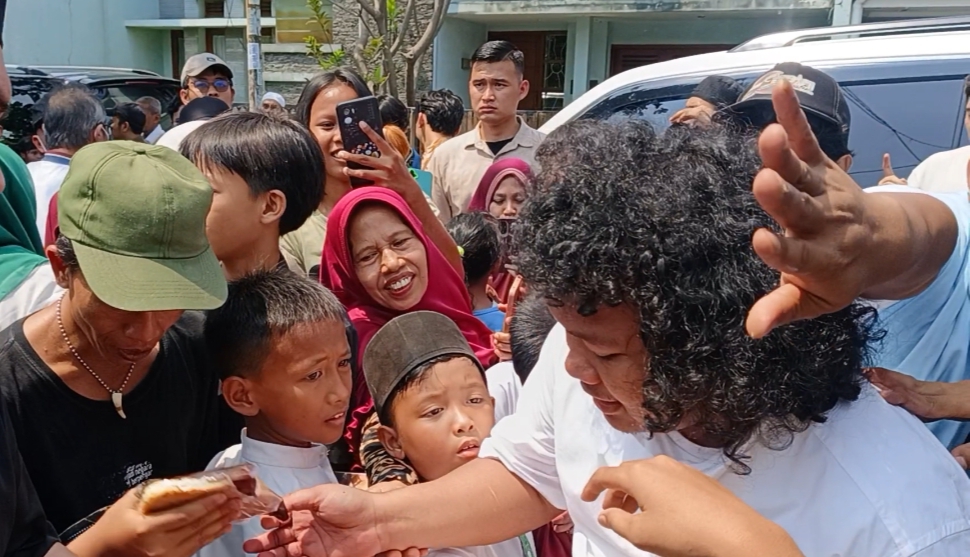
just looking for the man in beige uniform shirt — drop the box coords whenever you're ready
[429,40,545,224]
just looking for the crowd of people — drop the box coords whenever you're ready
[2,30,970,557]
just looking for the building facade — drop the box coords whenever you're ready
[5,0,334,106]
[4,0,968,109]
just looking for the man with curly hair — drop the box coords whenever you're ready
[245,82,970,557]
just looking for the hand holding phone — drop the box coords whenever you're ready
[337,96,384,187]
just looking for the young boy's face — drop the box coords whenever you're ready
[381,357,495,481]
[244,319,352,446]
[202,165,278,266]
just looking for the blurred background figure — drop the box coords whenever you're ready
[669,75,743,128]
[155,96,229,151]
[378,94,420,168]
[414,89,464,170]
[383,125,411,161]
[108,103,146,143]
[136,96,164,144]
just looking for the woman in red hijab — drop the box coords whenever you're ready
[321,187,496,466]
[467,157,534,218]
[468,158,534,306]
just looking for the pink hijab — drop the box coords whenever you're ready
[321,188,497,462]
[467,157,534,213]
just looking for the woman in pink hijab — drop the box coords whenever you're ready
[467,157,533,218]
[467,158,534,304]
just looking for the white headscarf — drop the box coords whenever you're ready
[261,92,286,108]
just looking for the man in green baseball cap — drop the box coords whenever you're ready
[0,141,241,554]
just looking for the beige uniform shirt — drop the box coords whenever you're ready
[429,118,545,224]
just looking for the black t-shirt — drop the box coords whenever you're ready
[0,396,58,557]
[486,138,513,156]
[0,312,240,536]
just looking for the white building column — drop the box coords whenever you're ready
[571,17,592,100]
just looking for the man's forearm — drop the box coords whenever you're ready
[939,380,970,420]
[861,192,958,301]
[378,458,559,551]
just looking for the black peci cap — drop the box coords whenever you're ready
[363,311,485,416]
[690,75,744,109]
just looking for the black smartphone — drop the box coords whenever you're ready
[336,96,384,187]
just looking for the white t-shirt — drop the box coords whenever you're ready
[486,362,522,424]
[480,325,970,557]
[27,155,71,236]
[430,533,535,557]
[144,125,165,145]
[0,264,62,332]
[156,121,209,152]
[196,430,339,557]
[908,145,970,193]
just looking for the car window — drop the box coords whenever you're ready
[91,83,182,131]
[842,78,965,186]
[1,76,60,145]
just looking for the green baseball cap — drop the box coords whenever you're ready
[58,141,227,311]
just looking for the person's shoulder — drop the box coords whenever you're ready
[436,130,476,157]
[917,145,970,169]
[807,388,970,534]
[205,442,244,470]
[168,311,206,337]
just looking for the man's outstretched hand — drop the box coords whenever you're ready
[243,484,382,557]
[746,80,875,338]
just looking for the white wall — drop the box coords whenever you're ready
[5,0,166,74]
[433,18,487,106]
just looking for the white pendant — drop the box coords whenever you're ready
[111,392,127,419]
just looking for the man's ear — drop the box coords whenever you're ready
[416,113,427,129]
[518,79,530,103]
[260,190,287,226]
[836,154,853,173]
[222,376,260,417]
[179,88,191,105]
[46,244,72,288]
[377,424,406,460]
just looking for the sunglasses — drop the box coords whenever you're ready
[191,78,232,94]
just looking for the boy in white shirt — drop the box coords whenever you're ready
[363,311,535,557]
[197,267,351,557]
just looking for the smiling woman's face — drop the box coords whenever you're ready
[349,204,429,311]
[308,84,359,187]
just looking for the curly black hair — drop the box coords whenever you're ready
[516,119,879,471]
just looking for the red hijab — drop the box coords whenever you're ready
[321,188,497,462]
[467,157,534,213]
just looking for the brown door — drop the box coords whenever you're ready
[487,31,546,110]
[609,44,735,77]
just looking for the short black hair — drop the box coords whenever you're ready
[509,292,556,383]
[295,68,373,129]
[378,95,409,132]
[517,119,879,472]
[416,90,464,137]
[807,114,852,162]
[445,212,501,286]
[204,267,348,380]
[108,102,146,135]
[179,111,324,235]
[470,41,525,78]
[379,354,474,427]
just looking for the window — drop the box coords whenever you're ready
[542,33,567,111]
[842,78,965,185]
[582,83,698,133]
[204,0,224,17]
[261,0,272,17]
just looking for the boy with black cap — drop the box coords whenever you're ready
[364,311,536,557]
[730,62,854,171]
